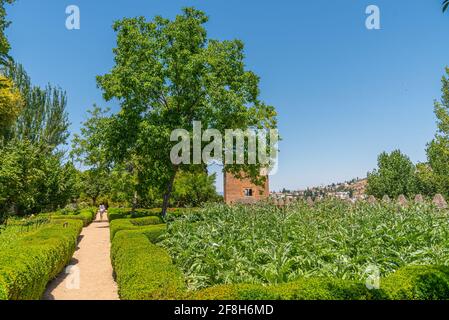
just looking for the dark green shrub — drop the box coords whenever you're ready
[108,208,162,222]
[111,231,186,300]
[130,216,163,227]
[108,208,198,222]
[381,265,449,300]
[46,208,96,226]
[192,278,379,300]
[110,217,163,240]
[131,225,167,243]
[0,220,83,300]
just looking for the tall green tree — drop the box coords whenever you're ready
[3,63,70,150]
[0,74,22,140]
[72,105,112,206]
[0,0,14,66]
[367,150,417,198]
[415,163,437,197]
[426,68,449,198]
[97,8,277,216]
[172,170,220,207]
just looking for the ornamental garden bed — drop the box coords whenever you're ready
[110,201,449,300]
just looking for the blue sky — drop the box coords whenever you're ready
[6,0,449,192]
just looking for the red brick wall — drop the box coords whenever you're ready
[224,172,269,204]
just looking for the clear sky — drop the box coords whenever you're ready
[6,0,449,192]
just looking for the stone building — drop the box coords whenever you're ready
[224,171,269,204]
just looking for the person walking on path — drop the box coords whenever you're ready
[99,204,107,221]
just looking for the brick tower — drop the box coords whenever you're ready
[224,172,269,204]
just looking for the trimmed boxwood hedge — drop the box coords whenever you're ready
[111,230,186,300]
[192,278,381,300]
[0,219,83,300]
[110,216,163,240]
[108,208,198,222]
[108,208,163,222]
[381,265,449,300]
[45,208,96,227]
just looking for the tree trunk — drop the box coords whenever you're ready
[132,191,138,212]
[161,167,178,218]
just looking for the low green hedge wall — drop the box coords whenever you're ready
[110,216,163,240]
[0,219,83,300]
[132,224,167,243]
[45,208,96,227]
[111,230,186,300]
[108,208,163,222]
[108,208,198,222]
[192,278,380,300]
[381,265,449,300]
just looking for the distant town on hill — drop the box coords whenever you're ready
[272,178,368,202]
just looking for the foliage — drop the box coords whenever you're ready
[193,278,379,300]
[0,219,83,300]
[108,207,162,221]
[367,150,417,198]
[46,208,96,227]
[444,0,449,12]
[172,170,221,207]
[426,68,449,198]
[0,140,79,215]
[97,7,277,216]
[110,216,164,240]
[382,265,449,300]
[3,63,70,150]
[0,63,74,217]
[72,105,112,205]
[107,207,192,221]
[0,0,14,65]
[77,169,110,206]
[160,200,449,291]
[111,230,186,300]
[414,163,437,197]
[0,75,22,140]
[108,164,135,206]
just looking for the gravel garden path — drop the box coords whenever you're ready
[43,213,119,300]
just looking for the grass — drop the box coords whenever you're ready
[160,200,449,290]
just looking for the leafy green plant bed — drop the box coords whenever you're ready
[0,219,83,300]
[160,201,449,290]
[110,201,449,300]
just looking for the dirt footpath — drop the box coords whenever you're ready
[43,213,119,300]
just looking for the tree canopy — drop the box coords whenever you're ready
[97,7,277,215]
[0,74,22,140]
[2,63,70,150]
[426,68,449,198]
[367,150,417,198]
[0,0,14,65]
